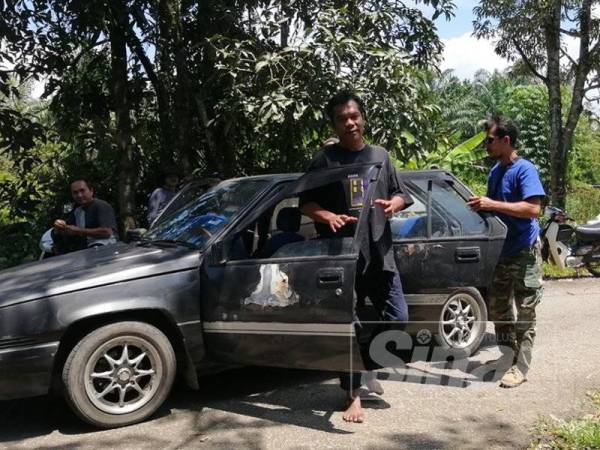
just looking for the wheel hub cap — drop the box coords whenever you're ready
[117,367,132,383]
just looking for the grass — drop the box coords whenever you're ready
[543,262,591,279]
[530,391,600,449]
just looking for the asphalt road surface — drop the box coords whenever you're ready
[1,278,599,450]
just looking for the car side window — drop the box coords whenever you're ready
[391,180,450,238]
[229,195,355,260]
[430,179,487,236]
[390,192,428,239]
[391,177,486,240]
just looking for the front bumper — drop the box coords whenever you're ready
[0,341,59,401]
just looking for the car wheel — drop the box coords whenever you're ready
[62,321,176,428]
[435,288,487,356]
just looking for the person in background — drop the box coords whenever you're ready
[52,179,118,253]
[148,167,180,225]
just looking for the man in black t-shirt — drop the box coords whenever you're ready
[52,179,118,253]
[299,91,413,423]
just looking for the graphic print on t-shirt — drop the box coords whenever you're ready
[348,174,365,209]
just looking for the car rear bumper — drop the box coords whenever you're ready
[0,341,59,401]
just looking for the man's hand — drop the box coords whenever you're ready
[53,220,83,236]
[53,219,67,231]
[374,196,406,218]
[326,214,358,233]
[467,196,497,212]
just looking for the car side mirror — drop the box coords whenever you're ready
[208,240,230,266]
[126,228,147,242]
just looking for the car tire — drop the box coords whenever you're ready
[62,321,176,428]
[434,288,487,356]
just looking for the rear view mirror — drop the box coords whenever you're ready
[208,240,230,266]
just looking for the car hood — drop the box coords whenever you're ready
[0,242,201,307]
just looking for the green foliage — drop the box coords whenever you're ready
[570,116,600,187]
[566,183,600,224]
[207,1,453,173]
[531,391,600,449]
[497,84,550,182]
[0,0,456,268]
[474,1,600,207]
[542,262,588,279]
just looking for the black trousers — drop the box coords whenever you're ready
[339,264,408,392]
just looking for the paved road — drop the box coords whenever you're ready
[1,278,600,450]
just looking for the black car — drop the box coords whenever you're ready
[0,163,506,428]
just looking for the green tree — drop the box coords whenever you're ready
[497,84,551,183]
[474,0,600,208]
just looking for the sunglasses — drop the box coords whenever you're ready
[483,136,499,145]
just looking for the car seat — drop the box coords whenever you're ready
[257,207,305,258]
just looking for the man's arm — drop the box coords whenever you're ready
[467,196,541,219]
[300,202,358,233]
[53,220,114,238]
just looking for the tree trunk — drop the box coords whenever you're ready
[559,0,593,207]
[108,0,137,234]
[156,0,179,167]
[544,0,565,207]
[545,0,593,208]
[125,25,173,166]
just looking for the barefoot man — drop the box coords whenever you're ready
[299,91,412,422]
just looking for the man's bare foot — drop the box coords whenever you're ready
[342,391,365,423]
[365,378,384,395]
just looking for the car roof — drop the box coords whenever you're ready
[227,173,302,183]
[231,169,451,182]
[190,169,453,188]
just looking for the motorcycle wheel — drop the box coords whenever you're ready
[585,261,600,277]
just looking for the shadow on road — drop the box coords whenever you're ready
[0,366,372,445]
[378,413,525,450]
[0,340,514,448]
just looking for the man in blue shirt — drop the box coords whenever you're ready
[468,117,545,388]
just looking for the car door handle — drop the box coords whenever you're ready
[316,268,344,288]
[455,247,480,262]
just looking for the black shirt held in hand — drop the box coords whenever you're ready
[299,144,413,272]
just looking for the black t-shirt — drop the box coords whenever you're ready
[299,144,413,271]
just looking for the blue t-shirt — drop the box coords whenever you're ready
[487,158,545,256]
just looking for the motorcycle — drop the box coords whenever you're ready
[540,206,600,277]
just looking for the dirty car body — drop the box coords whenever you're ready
[0,164,506,427]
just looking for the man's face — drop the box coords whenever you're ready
[331,100,365,147]
[484,125,509,159]
[71,180,94,206]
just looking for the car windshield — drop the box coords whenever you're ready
[144,179,269,249]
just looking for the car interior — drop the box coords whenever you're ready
[227,175,487,261]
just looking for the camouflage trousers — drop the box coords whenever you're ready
[488,241,544,374]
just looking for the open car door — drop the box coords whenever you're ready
[199,163,382,372]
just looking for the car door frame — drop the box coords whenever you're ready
[199,163,383,372]
[392,170,506,317]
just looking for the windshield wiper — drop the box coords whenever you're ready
[142,239,197,249]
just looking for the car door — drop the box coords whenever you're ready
[390,171,506,320]
[199,163,382,372]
